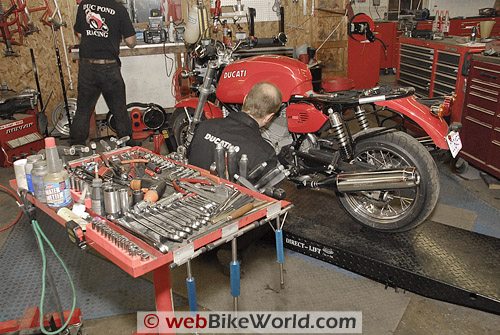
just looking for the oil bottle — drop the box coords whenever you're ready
[43,137,73,208]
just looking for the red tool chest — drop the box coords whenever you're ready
[0,114,44,167]
[397,37,484,122]
[459,55,500,178]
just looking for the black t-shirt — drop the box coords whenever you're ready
[188,112,277,173]
[74,0,135,60]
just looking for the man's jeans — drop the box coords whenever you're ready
[70,61,132,145]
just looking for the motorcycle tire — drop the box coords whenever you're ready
[338,130,439,232]
[171,107,196,148]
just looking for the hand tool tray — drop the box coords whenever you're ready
[12,146,291,278]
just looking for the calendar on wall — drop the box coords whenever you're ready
[220,0,281,22]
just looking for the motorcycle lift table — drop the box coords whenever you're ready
[281,183,500,315]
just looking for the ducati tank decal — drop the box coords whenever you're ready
[223,69,247,79]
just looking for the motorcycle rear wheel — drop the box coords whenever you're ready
[338,131,439,232]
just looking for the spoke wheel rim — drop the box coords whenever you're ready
[343,148,420,225]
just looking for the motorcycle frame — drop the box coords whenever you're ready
[174,53,450,152]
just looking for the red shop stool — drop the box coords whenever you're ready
[322,76,355,92]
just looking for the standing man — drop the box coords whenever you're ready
[188,82,282,173]
[71,0,138,146]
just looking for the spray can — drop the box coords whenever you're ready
[168,16,175,42]
[32,160,48,203]
[25,154,43,193]
[444,10,450,33]
[43,137,73,208]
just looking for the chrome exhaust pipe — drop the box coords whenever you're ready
[336,168,420,192]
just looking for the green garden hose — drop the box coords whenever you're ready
[31,219,77,335]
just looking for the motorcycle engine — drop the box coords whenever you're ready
[261,111,293,154]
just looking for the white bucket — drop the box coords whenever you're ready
[479,21,495,39]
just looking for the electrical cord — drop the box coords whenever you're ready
[17,190,77,334]
[375,36,388,55]
[162,40,175,77]
[31,218,77,335]
[0,184,22,233]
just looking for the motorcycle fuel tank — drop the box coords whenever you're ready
[286,103,328,133]
[216,55,313,103]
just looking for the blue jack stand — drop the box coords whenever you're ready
[270,213,287,289]
[230,238,240,311]
[186,260,197,312]
[275,216,285,289]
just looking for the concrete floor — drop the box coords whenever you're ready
[0,133,499,333]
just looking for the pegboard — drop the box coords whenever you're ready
[221,0,281,22]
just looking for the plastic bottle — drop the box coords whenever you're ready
[432,10,439,32]
[32,160,48,203]
[168,16,175,42]
[43,137,73,208]
[25,154,43,193]
[444,10,450,33]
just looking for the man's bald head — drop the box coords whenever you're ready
[242,82,282,122]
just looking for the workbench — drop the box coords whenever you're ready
[70,42,186,113]
[10,147,291,334]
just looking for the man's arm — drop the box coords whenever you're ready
[124,35,136,48]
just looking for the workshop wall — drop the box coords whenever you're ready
[1,0,349,128]
[0,0,79,125]
[351,0,495,18]
[197,0,349,76]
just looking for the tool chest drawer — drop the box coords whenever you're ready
[398,43,433,96]
[469,63,500,87]
[434,51,460,96]
[464,103,496,124]
[460,116,492,163]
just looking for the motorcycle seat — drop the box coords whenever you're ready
[322,76,355,93]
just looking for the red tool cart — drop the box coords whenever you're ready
[397,37,485,122]
[0,89,44,167]
[348,14,381,89]
[459,55,500,179]
[375,21,399,73]
[9,146,291,334]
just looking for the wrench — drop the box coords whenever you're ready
[124,212,183,242]
[136,213,188,239]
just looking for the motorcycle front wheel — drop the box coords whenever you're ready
[338,130,439,232]
[171,107,195,147]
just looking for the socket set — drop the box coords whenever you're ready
[91,217,152,262]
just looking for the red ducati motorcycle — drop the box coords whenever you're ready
[171,43,456,232]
